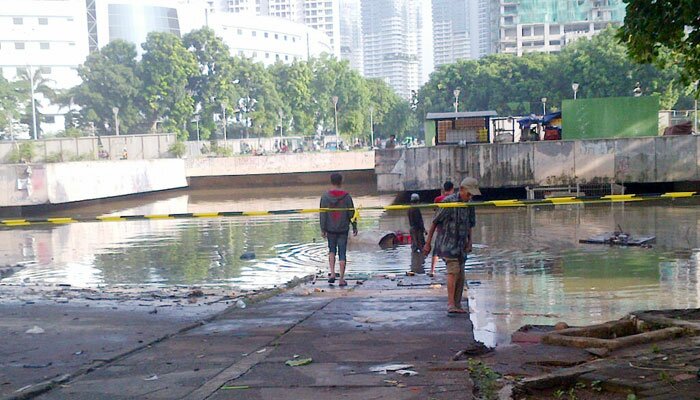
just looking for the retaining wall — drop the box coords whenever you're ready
[185,151,374,177]
[376,136,700,191]
[0,159,187,207]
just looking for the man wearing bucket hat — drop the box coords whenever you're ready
[423,177,480,314]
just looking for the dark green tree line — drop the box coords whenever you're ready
[65,28,416,142]
[416,28,695,118]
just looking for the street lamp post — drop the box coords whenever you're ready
[332,96,339,136]
[27,66,38,140]
[541,97,547,115]
[453,88,461,113]
[368,105,374,148]
[694,81,699,134]
[633,82,642,97]
[572,82,579,100]
[278,109,284,138]
[193,115,200,143]
[221,102,227,141]
[112,107,120,136]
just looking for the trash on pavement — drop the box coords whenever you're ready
[396,369,419,376]
[25,326,45,334]
[221,386,250,390]
[23,362,52,369]
[285,357,313,367]
[370,363,414,374]
[144,375,159,381]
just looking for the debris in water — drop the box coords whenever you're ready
[144,375,158,381]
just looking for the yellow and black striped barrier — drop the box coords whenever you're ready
[1,191,697,228]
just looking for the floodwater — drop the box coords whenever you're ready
[1,186,699,346]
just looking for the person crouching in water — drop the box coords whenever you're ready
[320,173,358,286]
[423,177,480,314]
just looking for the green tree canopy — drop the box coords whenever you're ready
[183,27,238,140]
[0,76,24,134]
[69,40,142,135]
[139,32,198,139]
[417,28,695,118]
[618,0,700,87]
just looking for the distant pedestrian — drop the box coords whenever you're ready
[385,134,396,149]
[408,193,426,273]
[408,193,426,252]
[423,177,480,314]
[430,181,455,277]
[320,173,358,287]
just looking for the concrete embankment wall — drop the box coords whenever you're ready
[376,136,700,191]
[185,151,375,177]
[0,159,187,207]
[0,134,176,163]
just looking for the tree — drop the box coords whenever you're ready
[0,76,24,135]
[17,68,56,138]
[269,61,314,135]
[231,57,283,138]
[183,27,238,140]
[618,0,700,86]
[416,28,694,118]
[139,32,198,139]
[68,40,142,135]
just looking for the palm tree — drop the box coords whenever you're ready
[17,68,57,139]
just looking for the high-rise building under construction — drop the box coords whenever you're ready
[499,0,626,55]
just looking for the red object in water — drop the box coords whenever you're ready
[395,231,412,245]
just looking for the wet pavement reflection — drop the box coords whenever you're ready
[1,187,698,345]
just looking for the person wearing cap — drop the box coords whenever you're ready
[423,177,480,314]
[407,193,426,254]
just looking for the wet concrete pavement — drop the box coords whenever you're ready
[4,274,700,399]
[0,287,233,400]
[15,276,476,400]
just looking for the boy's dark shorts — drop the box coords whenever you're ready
[327,232,349,261]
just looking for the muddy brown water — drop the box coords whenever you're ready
[1,186,698,345]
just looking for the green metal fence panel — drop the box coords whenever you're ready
[562,96,659,140]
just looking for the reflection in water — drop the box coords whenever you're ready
[1,189,699,345]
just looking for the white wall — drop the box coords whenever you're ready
[209,13,333,65]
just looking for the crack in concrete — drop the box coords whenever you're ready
[190,296,337,400]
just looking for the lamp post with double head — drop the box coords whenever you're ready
[694,81,698,134]
[27,66,38,140]
[112,107,120,136]
[572,82,579,100]
[453,88,461,113]
[541,97,547,115]
[368,105,374,148]
[332,96,339,137]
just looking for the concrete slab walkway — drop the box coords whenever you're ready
[31,276,476,400]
